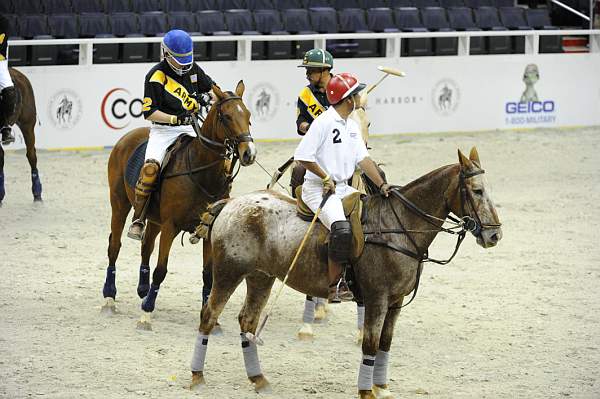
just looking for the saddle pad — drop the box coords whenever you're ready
[125,140,148,188]
[295,186,365,260]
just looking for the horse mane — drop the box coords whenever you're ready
[399,164,459,194]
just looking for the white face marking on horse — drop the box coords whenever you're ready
[237,104,244,113]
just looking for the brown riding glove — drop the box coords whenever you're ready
[322,175,336,196]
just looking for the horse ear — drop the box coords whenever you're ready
[458,149,471,168]
[469,147,481,168]
[212,84,225,100]
[359,89,368,107]
[235,80,245,97]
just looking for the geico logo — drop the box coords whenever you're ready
[505,101,555,114]
[101,88,143,130]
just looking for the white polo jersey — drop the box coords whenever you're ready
[294,106,369,184]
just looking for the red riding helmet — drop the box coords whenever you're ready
[326,73,366,105]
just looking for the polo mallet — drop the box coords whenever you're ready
[367,66,406,94]
[245,192,332,345]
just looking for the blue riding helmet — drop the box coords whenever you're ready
[161,29,193,75]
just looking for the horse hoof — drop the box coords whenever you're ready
[33,196,42,202]
[314,304,328,322]
[100,298,117,315]
[249,375,271,393]
[355,328,364,346]
[373,384,394,399]
[210,323,223,336]
[136,313,153,331]
[187,372,206,390]
[358,389,377,399]
[297,323,314,341]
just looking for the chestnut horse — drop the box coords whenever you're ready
[188,148,502,398]
[101,81,256,330]
[0,68,42,205]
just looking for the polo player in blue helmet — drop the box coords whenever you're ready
[128,29,215,240]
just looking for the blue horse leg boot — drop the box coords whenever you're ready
[31,169,42,201]
[102,265,117,298]
[137,264,151,299]
[142,284,160,312]
[0,171,5,203]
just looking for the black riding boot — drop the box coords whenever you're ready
[0,87,17,145]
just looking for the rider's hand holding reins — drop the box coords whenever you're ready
[359,157,390,197]
[174,109,194,125]
[322,174,336,196]
[379,183,392,197]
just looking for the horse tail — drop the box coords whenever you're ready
[189,198,230,244]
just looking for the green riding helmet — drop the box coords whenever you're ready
[298,48,333,69]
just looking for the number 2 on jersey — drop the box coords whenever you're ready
[332,128,342,144]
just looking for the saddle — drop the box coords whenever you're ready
[294,186,366,261]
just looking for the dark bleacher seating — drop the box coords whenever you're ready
[414,0,440,8]
[79,13,119,63]
[248,0,276,9]
[421,7,458,55]
[495,0,514,6]
[394,7,433,56]
[473,6,511,53]
[5,13,26,66]
[5,14,19,36]
[140,11,168,61]
[168,12,205,60]
[224,9,263,59]
[196,10,236,60]
[13,0,45,15]
[440,0,465,7]
[273,0,305,10]
[48,14,79,65]
[254,9,293,59]
[309,7,338,33]
[447,6,485,54]
[338,8,369,32]
[219,0,249,10]
[465,0,494,7]
[0,1,14,14]
[132,0,162,13]
[163,0,191,12]
[525,8,562,53]
[337,8,380,57]
[106,0,132,13]
[307,0,332,7]
[359,0,388,8]
[332,0,361,9]
[367,7,399,32]
[499,6,532,53]
[46,0,74,14]
[281,8,315,56]
[388,0,413,7]
[111,12,149,62]
[190,0,218,11]
[72,0,106,13]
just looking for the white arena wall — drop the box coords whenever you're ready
[9,34,600,150]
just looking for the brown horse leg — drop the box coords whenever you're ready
[238,271,276,393]
[19,118,41,201]
[137,222,160,299]
[359,301,389,399]
[372,301,403,399]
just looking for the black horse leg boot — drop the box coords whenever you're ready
[327,220,354,303]
[128,160,160,240]
[0,87,17,145]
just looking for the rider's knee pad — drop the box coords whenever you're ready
[328,220,352,263]
[135,159,160,197]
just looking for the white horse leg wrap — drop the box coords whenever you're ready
[241,334,262,377]
[357,354,376,391]
[373,350,390,386]
[303,298,316,323]
[316,297,326,306]
[356,304,365,329]
[190,333,209,372]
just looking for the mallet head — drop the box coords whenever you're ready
[377,65,406,77]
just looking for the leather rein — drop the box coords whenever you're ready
[163,95,253,202]
[363,167,501,308]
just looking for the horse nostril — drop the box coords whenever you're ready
[490,233,498,243]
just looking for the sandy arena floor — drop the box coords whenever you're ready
[0,127,599,399]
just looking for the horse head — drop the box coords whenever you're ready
[447,147,503,248]
[205,81,257,166]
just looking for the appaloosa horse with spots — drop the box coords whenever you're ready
[0,68,42,205]
[188,148,502,398]
[101,81,256,330]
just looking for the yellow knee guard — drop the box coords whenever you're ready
[135,159,160,197]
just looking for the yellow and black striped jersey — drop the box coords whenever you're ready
[0,15,9,61]
[296,84,329,136]
[142,60,214,120]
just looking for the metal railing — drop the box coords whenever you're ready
[9,29,600,66]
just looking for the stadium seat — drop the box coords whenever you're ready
[388,0,413,7]
[465,0,494,7]
[47,14,79,65]
[13,0,45,14]
[0,1,14,14]
[254,9,293,59]
[421,7,458,55]
[110,13,149,62]
[525,8,562,53]
[494,0,514,6]
[413,0,440,8]
[190,0,218,11]
[163,0,191,12]
[367,7,400,32]
[7,35,28,66]
[446,6,485,54]
[45,0,74,14]
[474,7,511,54]
[248,0,276,9]
[273,0,305,10]
[132,0,162,13]
[281,8,315,57]
[394,7,433,56]
[359,0,388,8]
[309,7,338,33]
[224,9,263,59]
[499,6,532,53]
[307,0,332,7]
[219,0,249,10]
[140,11,169,35]
[439,0,465,7]
[168,11,199,33]
[106,0,132,13]
[196,10,236,60]
[72,0,106,13]
[332,0,361,9]
[337,8,380,58]
[79,12,118,63]
[5,14,19,36]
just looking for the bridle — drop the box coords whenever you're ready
[363,166,501,308]
[163,94,253,202]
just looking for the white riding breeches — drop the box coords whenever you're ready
[301,180,358,230]
[0,61,14,90]
[144,124,196,165]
